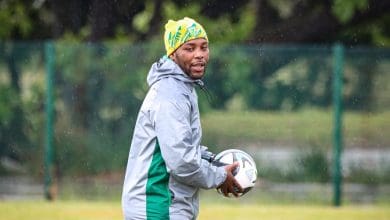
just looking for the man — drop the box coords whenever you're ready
[122,17,242,220]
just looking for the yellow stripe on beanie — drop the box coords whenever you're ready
[164,17,208,56]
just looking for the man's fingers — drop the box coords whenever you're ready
[231,162,239,170]
[220,162,244,197]
[222,185,229,197]
[233,178,243,192]
[231,178,242,197]
[231,186,239,197]
[225,162,239,172]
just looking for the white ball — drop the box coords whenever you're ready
[214,149,258,197]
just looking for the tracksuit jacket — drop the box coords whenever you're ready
[122,57,227,220]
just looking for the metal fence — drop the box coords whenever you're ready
[0,42,389,203]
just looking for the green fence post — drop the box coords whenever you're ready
[332,43,344,206]
[44,41,55,200]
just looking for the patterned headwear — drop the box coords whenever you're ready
[164,17,208,56]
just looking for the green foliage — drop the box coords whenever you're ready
[202,45,255,109]
[0,84,37,170]
[202,45,336,110]
[295,148,330,182]
[332,0,369,24]
[347,163,390,184]
[258,148,330,183]
[163,1,256,43]
[202,109,390,153]
[133,1,154,34]
[258,148,390,184]
[0,86,16,127]
[1,42,389,180]
[0,86,19,165]
[0,42,46,174]
[340,14,390,47]
[0,0,389,47]
[0,1,33,38]
[52,41,165,175]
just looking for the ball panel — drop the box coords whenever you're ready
[214,149,258,198]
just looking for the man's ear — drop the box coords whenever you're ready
[169,53,176,62]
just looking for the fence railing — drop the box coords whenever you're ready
[0,41,389,204]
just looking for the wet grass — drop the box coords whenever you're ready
[0,200,389,220]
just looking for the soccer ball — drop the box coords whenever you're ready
[214,149,258,197]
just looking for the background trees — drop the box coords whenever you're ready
[0,0,389,44]
[0,0,389,174]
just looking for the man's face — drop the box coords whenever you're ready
[169,38,209,79]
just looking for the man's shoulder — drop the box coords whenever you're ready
[143,79,192,113]
[153,77,192,99]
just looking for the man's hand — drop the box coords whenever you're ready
[217,162,243,197]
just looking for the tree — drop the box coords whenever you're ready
[1,0,389,45]
[249,0,390,44]
[0,0,389,172]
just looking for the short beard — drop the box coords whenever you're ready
[188,68,206,79]
[170,53,206,79]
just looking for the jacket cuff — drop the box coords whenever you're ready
[215,166,227,187]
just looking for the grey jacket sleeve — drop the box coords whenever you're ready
[153,98,226,189]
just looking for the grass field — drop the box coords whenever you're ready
[1,109,389,219]
[0,200,389,220]
[201,109,390,148]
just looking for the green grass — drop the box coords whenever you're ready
[199,204,390,220]
[0,201,121,220]
[0,200,389,220]
[201,109,390,149]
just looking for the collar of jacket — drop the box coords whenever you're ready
[147,56,204,87]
